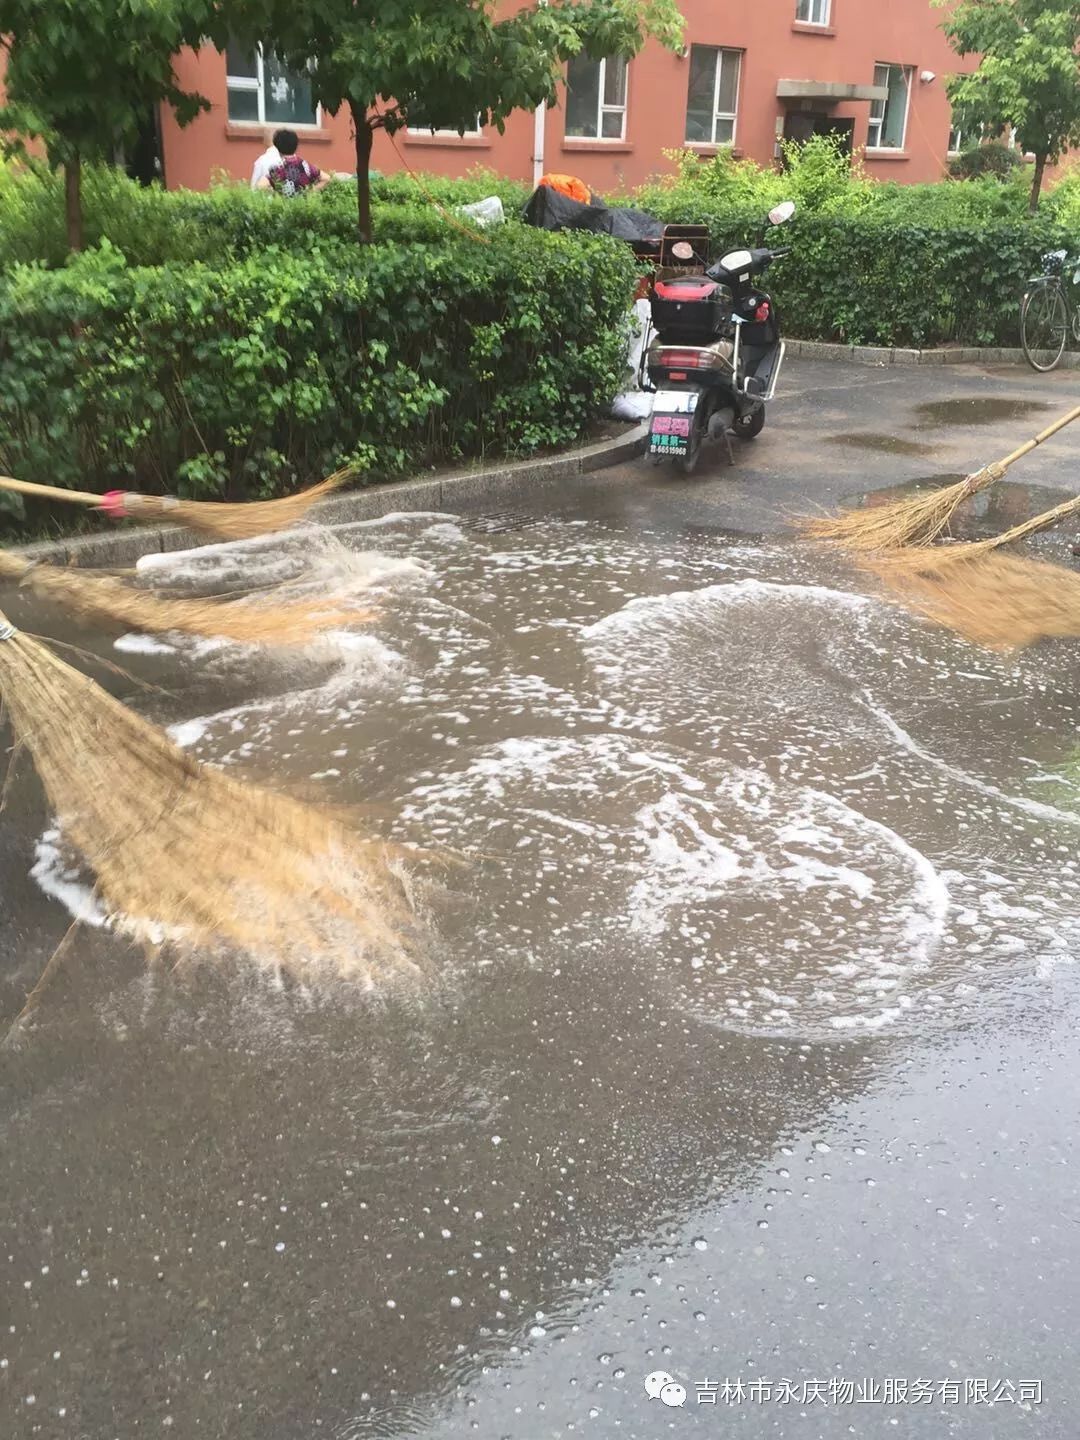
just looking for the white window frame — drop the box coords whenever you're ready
[407,117,483,138]
[686,47,742,149]
[947,123,963,156]
[566,56,629,142]
[795,0,831,26]
[867,62,912,152]
[225,43,320,128]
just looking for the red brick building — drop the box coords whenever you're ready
[161,1,974,193]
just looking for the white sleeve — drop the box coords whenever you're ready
[251,149,280,189]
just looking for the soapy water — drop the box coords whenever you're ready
[31,512,1080,1035]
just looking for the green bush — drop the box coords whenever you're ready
[775,214,1067,346]
[630,139,1071,346]
[634,138,1037,229]
[0,227,636,521]
[1043,162,1080,232]
[635,197,1067,346]
[0,162,529,270]
[948,141,1022,181]
[371,167,529,211]
[637,135,879,219]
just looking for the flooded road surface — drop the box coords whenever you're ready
[3,509,1080,1438]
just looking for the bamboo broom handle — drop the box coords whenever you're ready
[0,475,113,508]
[996,402,1080,473]
[981,492,1080,553]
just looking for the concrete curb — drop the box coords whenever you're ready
[786,338,1076,369]
[15,421,650,568]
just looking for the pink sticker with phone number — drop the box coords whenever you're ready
[652,416,690,437]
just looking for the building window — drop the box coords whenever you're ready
[948,120,963,155]
[565,55,628,140]
[407,118,483,138]
[795,0,831,24]
[226,40,317,126]
[685,46,742,147]
[867,63,912,150]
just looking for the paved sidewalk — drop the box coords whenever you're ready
[547,356,1080,547]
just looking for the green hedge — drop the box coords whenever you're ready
[3,160,1072,351]
[0,229,636,519]
[631,138,1080,347]
[641,199,1070,347]
[0,164,532,270]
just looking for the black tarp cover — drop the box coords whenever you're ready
[522,184,664,254]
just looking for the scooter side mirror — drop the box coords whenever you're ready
[768,200,796,226]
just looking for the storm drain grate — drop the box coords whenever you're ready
[460,511,543,534]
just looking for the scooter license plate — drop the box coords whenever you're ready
[649,413,692,458]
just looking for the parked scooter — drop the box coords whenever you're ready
[640,201,795,474]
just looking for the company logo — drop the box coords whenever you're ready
[644,1371,687,1408]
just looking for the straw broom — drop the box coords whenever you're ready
[876,489,1080,574]
[869,491,1080,650]
[0,467,352,542]
[801,401,1080,553]
[0,551,372,648]
[885,553,1080,651]
[0,606,425,980]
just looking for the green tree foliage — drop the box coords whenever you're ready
[947,140,1022,182]
[0,0,214,251]
[938,0,1080,211]
[225,0,683,241]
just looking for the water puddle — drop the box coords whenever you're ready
[914,396,1052,428]
[825,432,938,458]
[19,510,1080,1041]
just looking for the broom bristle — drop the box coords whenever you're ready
[873,551,1080,651]
[0,612,424,981]
[117,469,352,540]
[863,488,1080,582]
[0,551,372,647]
[859,534,998,582]
[799,463,1004,553]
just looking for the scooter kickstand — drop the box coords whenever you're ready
[723,431,735,467]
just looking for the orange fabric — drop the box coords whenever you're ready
[539,173,592,205]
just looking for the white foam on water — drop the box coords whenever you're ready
[628,790,748,936]
[582,578,872,645]
[137,547,301,590]
[861,690,1080,830]
[51,523,1075,1026]
[620,763,951,1034]
[31,833,107,928]
[343,553,432,587]
[807,789,950,957]
[317,632,407,674]
[136,526,322,580]
[402,728,961,1037]
[168,718,212,750]
[422,522,466,543]
[136,528,429,609]
[342,510,456,531]
[113,633,177,656]
[162,634,406,765]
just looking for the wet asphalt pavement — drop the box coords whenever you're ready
[3,358,1080,1439]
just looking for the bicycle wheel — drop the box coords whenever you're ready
[1021,282,1068,372]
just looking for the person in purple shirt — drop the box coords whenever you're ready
[255,128,330,197]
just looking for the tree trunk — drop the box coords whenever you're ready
[1029,152,1048,213]
[349,102,374,243]
[64,153,84,252]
